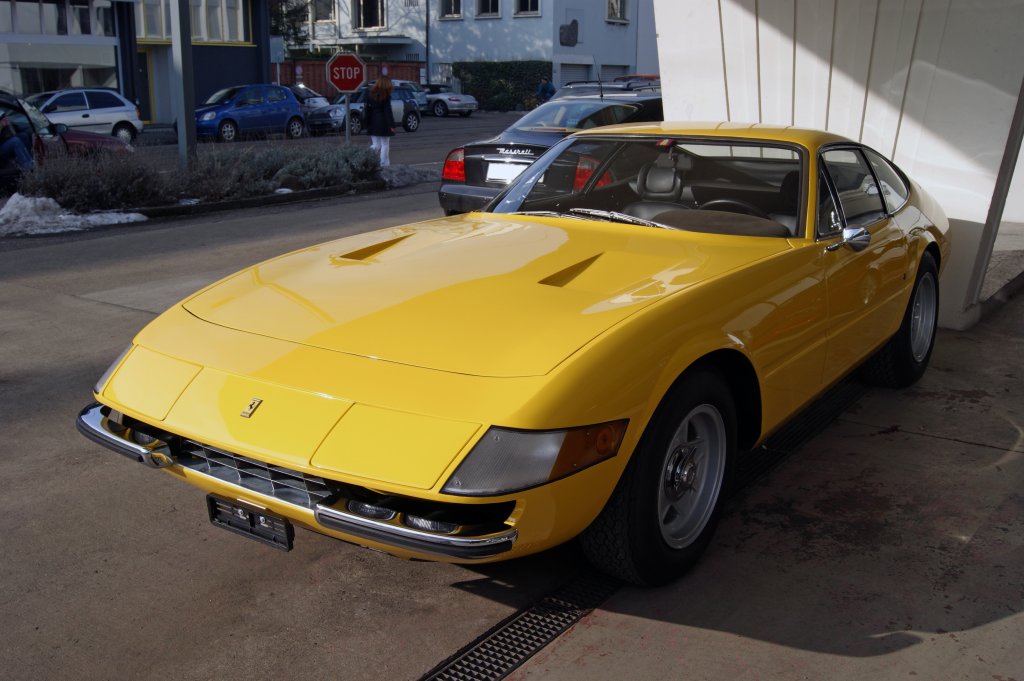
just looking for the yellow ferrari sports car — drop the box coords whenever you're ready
[78,123,949,586]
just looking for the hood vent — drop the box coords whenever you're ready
[332,234,413,263]
[539,253,603,288]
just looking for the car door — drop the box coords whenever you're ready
[84,90,128,135]
[41,92,95,132]
[234,86,266,133]
[265,86,290,132]
[819,146,910,385]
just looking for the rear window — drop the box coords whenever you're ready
[513,101,639,133]
[86,91,125,109]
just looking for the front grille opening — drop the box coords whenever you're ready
[177,440,338,509]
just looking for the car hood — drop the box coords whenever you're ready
[182,213,792,377]
[194,104,227,118]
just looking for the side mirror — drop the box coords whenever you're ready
[53,123,69,134]
[826,226,871,253]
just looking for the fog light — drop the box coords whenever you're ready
[131,430,159,446]
[347,500,396,520]
[404,515,458,534]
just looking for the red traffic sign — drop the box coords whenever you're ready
[326,53,366,93]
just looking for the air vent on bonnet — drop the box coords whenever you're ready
[538,253,603,288]
[332,234,413,262]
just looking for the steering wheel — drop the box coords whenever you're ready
[697,198,770,219]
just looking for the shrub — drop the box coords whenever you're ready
[17,143,381,212]
[18,147,171,212]
[453,60,552,111]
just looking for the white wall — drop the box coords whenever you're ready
[429,0,553,64]
[653,0,1024,327]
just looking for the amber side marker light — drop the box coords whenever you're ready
[442,420,629,496]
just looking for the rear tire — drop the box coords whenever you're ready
[860,252,939,388]
[403,111,420,132]
[432,101,449,117]
[580,369,736,586]
[286,117,304,139]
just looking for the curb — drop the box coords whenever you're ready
[135,179,387,219]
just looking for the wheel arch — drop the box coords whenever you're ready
[680,349,763,451]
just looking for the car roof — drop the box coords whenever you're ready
[548,92,662,103]
[572,121,853,148]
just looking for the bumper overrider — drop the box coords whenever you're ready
[77,402,519,559]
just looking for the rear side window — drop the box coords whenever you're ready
[821,148,887,229]
[267,88,287,103]
[863,149,909,214]
[49,92,87,112]
[86,91,125,109]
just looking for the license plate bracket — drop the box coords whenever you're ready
[207,495,294,551]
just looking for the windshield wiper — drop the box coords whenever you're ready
[567,208,677,230]
[510,210,588,220]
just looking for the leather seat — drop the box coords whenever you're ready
[624,162,687,220]
[768,170,801,234]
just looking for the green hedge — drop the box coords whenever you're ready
[453,60,553,112]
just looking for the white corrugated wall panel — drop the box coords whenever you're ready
[792,0,835,130]
[758,0,795,125]
[720,0,761,122]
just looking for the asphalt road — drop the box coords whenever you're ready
[134,110,522,171]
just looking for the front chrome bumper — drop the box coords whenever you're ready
[76,402,518,559]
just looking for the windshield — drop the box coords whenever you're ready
[205,87,242,105]
[512,100,639,133]
[491,136,805,238]
[24,93,51,108]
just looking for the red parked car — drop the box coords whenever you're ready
[1,92,127,189]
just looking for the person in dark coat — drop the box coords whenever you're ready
[366,76,395,167]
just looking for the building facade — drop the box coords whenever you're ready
[301,0,659,85]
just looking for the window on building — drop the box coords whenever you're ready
[142,0,161,36]
[94,0,114,35]
[440,0,460,17]
[477,0,498,16]
[607,0,626,22]
[15,0,41,33]
[312,0,332,22]
[353,0,384,28]
[205,0,222,38]
[225,0,240,39]
[514,0,537,15]
[41,0,68,34]
[0,1,12,32]
[69,0,90,33]
[405,0,417,6]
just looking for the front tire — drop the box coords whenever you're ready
[217,120,238,142]
[348,113,363,135]
[113,124,136,144]
[861,251,939,388]
[403,111,420,132]
[580,369,736,586]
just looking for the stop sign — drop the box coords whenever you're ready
[326,53,366,93]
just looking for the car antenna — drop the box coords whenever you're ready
[598,69,604,99]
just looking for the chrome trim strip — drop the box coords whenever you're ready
[314,503,518,559]
[76,403,175,468]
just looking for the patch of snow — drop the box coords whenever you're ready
[0,193,147,237]
[177,197,200,206]
[274,188,294,194]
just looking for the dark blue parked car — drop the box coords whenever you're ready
[195,84,305,142]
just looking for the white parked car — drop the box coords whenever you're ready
[25,88,143,143]
[425,84,478,118]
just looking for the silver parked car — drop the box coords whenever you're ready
[425,84,478,117]
[287,84,329,114]
[25,88,143,143]
[306,86,421,136]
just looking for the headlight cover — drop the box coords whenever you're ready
[200,112,216,121]
[442,420,628,496]
[330,109,344,119]
[93,345,133,395]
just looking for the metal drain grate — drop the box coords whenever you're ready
[422,572,621,681]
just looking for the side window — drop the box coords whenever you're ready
[238,87,262,105]
[85,91,125,109]
[267,88,287,103]
[48,92,88,112]
[817,169,843,237]
[820,148,887,229]
[863,149,909,214]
